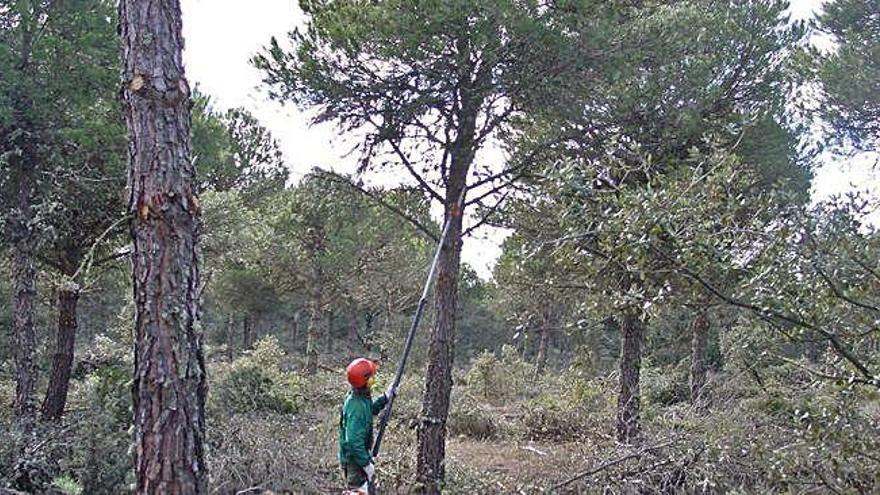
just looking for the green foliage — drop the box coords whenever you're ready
[641,361,690,408]
[464,346,532,405]
[192,91,288,198]
[51,475,83,495]
[811,0,880,151]
[67,363,134,493]
[209,336,304,415]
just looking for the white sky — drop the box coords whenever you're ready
[180,0,876,279]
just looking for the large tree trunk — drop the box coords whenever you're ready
[119,1,207,492]
[689,311,710,408]
[416,205,463,492]
[41,282,80,420]
[415,43,485,492]
[416,179,468,493]
[616,310,642,444]
[10,211,37,431]
[9,20,38,432]
[535,306,553,376]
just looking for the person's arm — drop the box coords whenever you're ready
[344,402,373,466]
[371,394,388,415]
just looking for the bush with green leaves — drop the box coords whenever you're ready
[464,345,534,405]
[63,362,134,494]
[209,336,304,416]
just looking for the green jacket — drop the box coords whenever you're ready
[338,388,388,467]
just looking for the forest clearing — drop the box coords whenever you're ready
[1,0,879,493]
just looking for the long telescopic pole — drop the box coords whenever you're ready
[371,189,465,459]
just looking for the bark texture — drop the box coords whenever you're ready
[690,311,710,407]
[415,157,470,493]
[11,213,37,430]
[415,65,481,489]
[415,202,463,493]
[9,21,38,431]
[41,282,81,420]
[119,1,207,492]
[616,310,643,444]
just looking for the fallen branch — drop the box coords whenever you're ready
[235,486,263,495]
[551,439,678,490]
[522,445,548,456]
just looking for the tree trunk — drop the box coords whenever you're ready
[305,266,323,375]
[348,313,359,348]
[119,1,207,492]
[9,21,38,432]
[327,312,335,353]
[290,310,300,351]
[415,45,484,492]
[242,313,252,349]
[535,306,553,375]
[10,216,37,431]
[689,311,710,408]
[415,185,466,493]
[41,282,80,420]
[226,313,235,360]
[616,310,642,444]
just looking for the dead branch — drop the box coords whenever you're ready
[551,439,678,490]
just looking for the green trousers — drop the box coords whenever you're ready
[343,463,367,489]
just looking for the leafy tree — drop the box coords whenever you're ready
[0,0,123,429]
[264,173,436,373]
[201,189,278,353]
[253,1,578,487]
[811,0,880,152]
[517,0,807,443]
[492,200,576,374]
[192,90,288,200]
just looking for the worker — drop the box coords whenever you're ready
[339,358,396,494]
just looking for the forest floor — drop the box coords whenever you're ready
[206,361,645,495]
[6,342,875,494]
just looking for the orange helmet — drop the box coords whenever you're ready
[346,358,378,389]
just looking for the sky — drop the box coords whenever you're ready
[179,0,875,279]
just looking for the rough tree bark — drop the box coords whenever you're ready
[415,146,472,492]
[414,50,485,488]
[616,310,643,444]
[689,311,710,408]
[416,195,464,493]
[8,14,38,432]
[119,1,207,492]
[11,170,37,431]
[41,281,80,420]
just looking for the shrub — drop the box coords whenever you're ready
[51,474,83,495]
[66,363,134,494]
[464,345,533,405]
[642,361,690,409]
[448,403,497,439]
[209,336,304,416]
